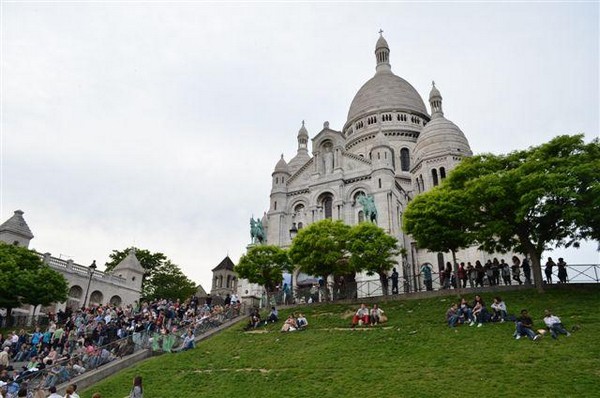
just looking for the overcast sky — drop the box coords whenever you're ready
[1,1,598,289]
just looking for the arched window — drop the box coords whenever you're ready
[440,167,446,179]
[319,193,334,219]
[294,203,305,213]
[297,222,303,229]
[110,295,122,306]
[432,169,439,186]
[400,148,410,171]
[358,210,365,223]
[90,291,104,305]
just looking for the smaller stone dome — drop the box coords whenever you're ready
[429,82,441,100]
[274,154,289,174]
[413,117,472,164]
[375,35,389,51]
[298,121,308,138]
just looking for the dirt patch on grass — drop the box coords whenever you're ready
[195,368,271,373]
[244,330,269,334]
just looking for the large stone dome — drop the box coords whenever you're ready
[413,117,472,163]
[347,71,428,123]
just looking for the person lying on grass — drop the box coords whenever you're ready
[543,310,571,340]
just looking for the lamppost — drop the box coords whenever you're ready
[288,224,299,304]
[82,260,97,309]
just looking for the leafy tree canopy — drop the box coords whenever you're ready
[347,222,399,295]
[105,247,196,301]
[405,134,599,290]
[144,260,197,302]
[235,245,291,297]
[348,222,399,276]
[403,186,475,256]
[0,242,68,315]
[288,219,352,279]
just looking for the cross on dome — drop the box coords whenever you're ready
[379,29,384,35]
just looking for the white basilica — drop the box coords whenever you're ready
[261,33,494,290]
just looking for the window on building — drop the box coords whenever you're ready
[432,169,439,186]
[440,167,446,179]
[400,148,410,171]
[358,210,365,223]
[319,193,334,219]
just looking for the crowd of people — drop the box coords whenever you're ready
[424,256,570,291]
[445,294,572,341]
[0,295,242,397]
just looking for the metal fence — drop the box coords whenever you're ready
[261,264,600,305]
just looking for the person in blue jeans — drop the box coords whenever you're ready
[446,303,460,328]
[543,310,571,339]
[514,309,541,341]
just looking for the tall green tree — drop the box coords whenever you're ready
[403,185,475,274]
[144,261,197,302]
[105,247,195,301]
[415,134,600,291]
[347,222,399,295]
[235,245,291,305]
[289,219,352,298]
[0,242,68,318]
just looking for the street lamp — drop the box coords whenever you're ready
[82,260,97,309]
[289,223,298,240]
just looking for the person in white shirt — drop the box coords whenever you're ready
[490,297,507,322]
[543,310,571,339]
[47,386,62,398]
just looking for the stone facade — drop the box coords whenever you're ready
[262,34,501,290]
[0,210,143,313]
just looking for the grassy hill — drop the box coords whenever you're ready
[82,286,600,398]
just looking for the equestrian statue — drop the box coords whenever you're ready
[250,217,266,244]
[357,194,378,223]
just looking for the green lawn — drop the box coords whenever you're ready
[82,286,600,398]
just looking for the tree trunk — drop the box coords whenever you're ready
[451,250,459,290]
[519,236,545,293]
[379,272,389,296]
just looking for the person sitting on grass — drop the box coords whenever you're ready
[182,330,195,350]
[514,309,542,341]
[446,303,460,328]
[281,315,298,332]
[369,304,384,326]
[351,304,370,328]
[543,310,571,339]
[267,307,279,324]
[491,297,507,322]
[458,298,475,326]
[296,313,308,329]
[472,295,488,327]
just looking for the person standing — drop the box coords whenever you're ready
[129,376,143,398]
[557,258,568,283]
[522,257,532,284]
[390,268,399,294]
[511,256,523,285]
[457,263,467,288]
[545,257,556,284]
[420,264,433,291]
[466,262,475,288]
